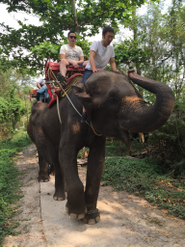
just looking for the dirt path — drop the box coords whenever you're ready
[3,144,185,247]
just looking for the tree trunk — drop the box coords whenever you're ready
[132,9,142,96]
[71,0,80,34]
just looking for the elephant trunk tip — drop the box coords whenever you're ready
[128,69,135,74]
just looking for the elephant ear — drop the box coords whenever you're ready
[73,84,92,103]
[73,83,93,120]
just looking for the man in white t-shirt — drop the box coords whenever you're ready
[81,26,117,122]
[57,31,85,86]
[82,26,117,85]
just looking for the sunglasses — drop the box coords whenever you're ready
[69,36,76,39]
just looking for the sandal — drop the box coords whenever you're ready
[57,72,67,87]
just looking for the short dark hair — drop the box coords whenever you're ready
[68,31,76,37]
[102,26,114,36]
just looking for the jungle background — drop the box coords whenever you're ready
[0,0,185,244]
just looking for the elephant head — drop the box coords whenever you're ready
[74,70,175,138]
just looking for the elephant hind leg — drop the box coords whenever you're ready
[38,152,50,182]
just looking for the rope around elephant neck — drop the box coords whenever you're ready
[90,121,102,136]
[56,96,62,124]
[49,69,102,136]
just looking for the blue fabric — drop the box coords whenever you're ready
[37,84,49,102]
[82,69,93,84]
[69,62,84,67]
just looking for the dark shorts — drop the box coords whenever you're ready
[69,62,84,67]
[82,69,93,84]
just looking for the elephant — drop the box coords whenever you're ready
[27,69,174,225]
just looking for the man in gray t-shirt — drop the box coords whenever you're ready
[57,31,84,86]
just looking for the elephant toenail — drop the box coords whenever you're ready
[69,213,77,219]
[88,219,96,225]
[77,213,85,219]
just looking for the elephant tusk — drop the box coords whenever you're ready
[139,133,145,143]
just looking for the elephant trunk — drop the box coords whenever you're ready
[119,69,175,133]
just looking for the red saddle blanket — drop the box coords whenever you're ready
[47,73,83,108]
[45,62,85,80]
[29,89,38,97]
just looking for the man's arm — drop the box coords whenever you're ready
[89,50,101,72]
[60,54,84,67]
[67,56,84,66]
[36,82,41,89]
[109,57,117,71]
[60,54,66,60]
[76,56,84,64]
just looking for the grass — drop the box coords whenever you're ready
[0,130,32,246]
[102,139,185,219]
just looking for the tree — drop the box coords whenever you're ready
[0,69,33,139]
[0,0,148,72]
[135,0,185,173]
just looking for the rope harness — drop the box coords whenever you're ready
[47,68,102,137]
[86,208,99,215]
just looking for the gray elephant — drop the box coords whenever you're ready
[27,69,174,224]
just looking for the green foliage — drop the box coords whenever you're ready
[31,42,61,62]
[105,138,128,156]
[0,131,32,245]
[145,112,185,176]
[115,1,185,101]
[0,69,32,139]
[0,0,149,72]
[0,89,26,139]
[136,1,185,85]
[77,147,89,159]
[114,40,149,70]
[102,155,185,219]
[75,39,91,61]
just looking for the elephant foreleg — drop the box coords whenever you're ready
[82,137,106,225]
[59,145,86,220]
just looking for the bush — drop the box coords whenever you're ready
[0,89,26,140]
[102,154,185,219]
[145,113,185,176]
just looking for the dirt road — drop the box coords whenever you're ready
[3,144,185,247]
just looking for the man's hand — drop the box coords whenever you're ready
[93,68,101,73]
[71,61,79,68]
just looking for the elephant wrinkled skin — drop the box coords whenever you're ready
[27,70,175,225]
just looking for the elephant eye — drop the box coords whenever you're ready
[109,97,118,103]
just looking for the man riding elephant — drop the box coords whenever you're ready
[81,26,117,122]
[57,31,87,86]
